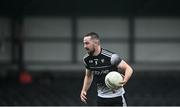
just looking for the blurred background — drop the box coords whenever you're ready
[0,0,180,106]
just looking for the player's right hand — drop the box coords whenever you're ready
[80,91,87,104]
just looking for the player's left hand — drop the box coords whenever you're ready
[119,80,126,85]
[118,74,127,86]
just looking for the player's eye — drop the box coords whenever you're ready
[84,42,89,45]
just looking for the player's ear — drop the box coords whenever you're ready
[94,39,100,45]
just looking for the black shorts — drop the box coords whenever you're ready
[97,94,127,106]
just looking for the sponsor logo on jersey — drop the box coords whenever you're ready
[93,70,109,75]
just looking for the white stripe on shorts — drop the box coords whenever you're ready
[122,94,127,107]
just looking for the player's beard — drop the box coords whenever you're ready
[86,47,95,56]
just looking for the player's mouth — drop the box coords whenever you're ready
[85,48,89,51]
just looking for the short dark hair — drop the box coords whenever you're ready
[84,32,100,40]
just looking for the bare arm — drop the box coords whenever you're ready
[117,60,133,85]
[80,69,93,103]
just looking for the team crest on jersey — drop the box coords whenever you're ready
[101,59,105,63]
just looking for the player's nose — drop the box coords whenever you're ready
[84,44,87,49]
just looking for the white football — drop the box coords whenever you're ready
[105,71,124,90]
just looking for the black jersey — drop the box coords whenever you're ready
[83,48,125,98]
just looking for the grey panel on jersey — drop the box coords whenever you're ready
[111,54,122,66]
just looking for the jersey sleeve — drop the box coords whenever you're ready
[83,57,90,70]
[110,54,122,66]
